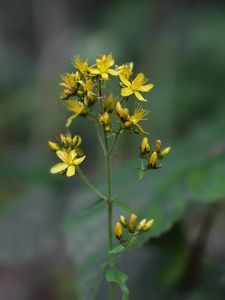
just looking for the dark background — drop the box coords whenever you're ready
[0,0,225,299]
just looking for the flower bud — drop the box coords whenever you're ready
[104,124,111,132]
[138,218,147,231]
[99,111,109,125]
[140,137,150,155]
[160,146,171,158]
[124,120,132,128]
[129,213,137,233]
[120,215,126,226]
[48,141,60,151]
[73,135,82,147]
[144,219,154,231]
[114,222,123,239]
[148,151,158,168]
[154,139,162,153]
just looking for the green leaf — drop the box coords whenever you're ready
[114,199,132,213]
[108,244,125,255]
[106,268,129,300]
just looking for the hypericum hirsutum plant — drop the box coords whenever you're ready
[48,54,171,300]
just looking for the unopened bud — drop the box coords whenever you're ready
[120,215,126,226]
[144,219,154,231]
[148,151,158,168]
[48,141,60,151]
[160,146,171,158]
[73,135,82,147]
[114,222,123,239]
[129,213,137,233]
[140,137,150,155]
[154,139,162,153]
[99,111,109,125]
[138,218,147,231]
[124,120,132,128]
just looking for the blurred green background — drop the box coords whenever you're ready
[0,0,225,299]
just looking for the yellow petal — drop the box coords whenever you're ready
[88,68,100,75]
[138,84,154,92]
[120,74,131,87]
[66,165,75,177]
[50,163,68,174]
[101,73,109,80]
[56,150,68,162]
[134,91,147,101]
[69,149,77,160]
[73,155,86,165]
[121,87,133,97]
[108,69,119,76]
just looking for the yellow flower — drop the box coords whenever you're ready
[103,94,115,113]
[73,56,89,75]
[120,73,153,101]
[59,72,80,99]
[99,111,110,126]
[116,101,130,121]
[154,139,162,153]
[118,62,133,81]
[66,100,86,127]
[130,106,149,135]
[114,222,123,239]
[59,132,82,148]
[50,149,86,177]
[89,54,119,80]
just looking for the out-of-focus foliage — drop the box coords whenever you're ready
[0,0,225,299]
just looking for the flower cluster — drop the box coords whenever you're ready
[48,132,86,177]
[59,54,153,134]
[140,137,171,169]
[114,213,154,245]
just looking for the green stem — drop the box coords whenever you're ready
[77,167,107,201]
[95,123,107,156]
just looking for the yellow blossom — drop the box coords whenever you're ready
[59,132,82,148]
[130,106,149,135]
[120,73,153,101]
[114,222,123,239]
[118,62,133,81]
[66,100,86,127]
[89,54,119,80]
[59,72,81,99]
[73,56,89,75]
[154,139,162,153]
[116,101,130,121]
[99,111,110,126]
[50,149,86,177]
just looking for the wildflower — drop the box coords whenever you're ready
[143,219,154,231]
[59,132,82,148]
[89,54,119,80]
[140,137,150,156]
[120,73,153,101]
[114,222,123,239]
[129,213,137,233]
[50,149,86,177]
[48,141,60,151]
[73,56,89,75]
[160,146,171,158]
[148,151,158,168]
[118,62,133,81]
[66,100,87,127]
[80,78,96,105]
[120,215,126,226]
[130,106,149,135]
[60,72,81,99]
[137,218,147,231]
